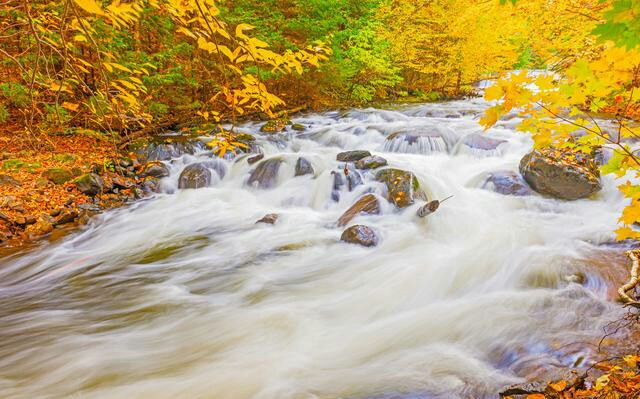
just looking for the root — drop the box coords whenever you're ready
[619,250,640,304]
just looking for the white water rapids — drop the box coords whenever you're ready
[0,99,633,399]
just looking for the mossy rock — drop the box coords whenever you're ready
[74,173,104,196]
[291,123,306,131]
[260,118,290,133]
[42,168,73,185]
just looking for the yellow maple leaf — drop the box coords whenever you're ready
[73,0,106,16]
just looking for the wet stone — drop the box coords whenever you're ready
[336,150,371,162]
[247,158,283,189]
[248,154,264,165]
[256,213,279,224]
[337,194,381,227]
[178,163,212,189]
[375,168,427,208]
[520,148,602,200]
[140,161,170,178]
[482,171,534,196]
[341,225,378,247]
[355,155,387,170]
[294,157,314,177]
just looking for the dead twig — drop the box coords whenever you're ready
[619,249,640,304]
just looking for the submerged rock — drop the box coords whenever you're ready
[140,161,170,178]
[178,163,211,189]
[337,150,371,162]
[341,225,378,247]
[375,168,427,208]
[256,213,279,224]
[247,158,283,189]
[337,194,381,227]
[385,129,453,154]
[460,134,506,154]
[482,171,534,196]
[520,148,601,200]
[294,157,314,177]
[247,153,264,165]
[355,155,387,170]
[331,165,364,201]
[74,173,104,197]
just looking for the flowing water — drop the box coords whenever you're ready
[0,99,632,399]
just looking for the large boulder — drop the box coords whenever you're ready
[482,171,534,196]
[178,163,211,189]
[519,148,602,200]
[178,161,225,189]
[341,225,378,247]
[247,158,283,189]
[337,150,371,162]
[295,157,314,177]
[375,168,427,208]
[337,194,381,227]
[74,173,104,197]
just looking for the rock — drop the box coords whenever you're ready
[385,129,454,154]
[111,176,131,190]
[178,163,212,189]
[331,165,364,201]
[291,123,305,131]
[25,216,54,236]
[294,157,314,176]
[256,213,278,224]
[35,178,49,188]
[135,139,202,162]
[337,150,371,162]
[74,173,104,197]
[417,200,441,217]
[260,118,289,133]
[519,148,602,200]
[375,168,427,208]
[140,161,170,178]
[54,209,78,226]
[355,155,387,170]
[140,177,161,193]
[337,194,381,227]
[247,158,283,189]
[460,134,506,152]
[340,225,378,247]
[118,157,134,168]
[482,171,534,196]
[0,174,21,187]
[248,153,264,165]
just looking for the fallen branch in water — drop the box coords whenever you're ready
[416,195,453,218]
[619,249,640,305]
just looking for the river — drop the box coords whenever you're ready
[0,99,631,398]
